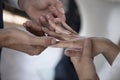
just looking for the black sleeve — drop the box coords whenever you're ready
[54,0,81,80]
[0,0,3,29]
[0,0,3,61]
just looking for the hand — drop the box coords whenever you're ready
[51,37,120,65]
[23,20,45,36]
[42,19,120,64]
[0,28,56,55]
[23,18,78,40]
[42,19,78,40]
[65,39,99,80]
[18,0,65,24]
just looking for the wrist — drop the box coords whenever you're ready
[102,40,120,65]
[0,29,10,47]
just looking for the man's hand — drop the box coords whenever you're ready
[51,37,120,65]
[65,39,99,80]
[41,19,120,64]
[0,28,56,55]
[18,0,65,24]
[42,19,78,40]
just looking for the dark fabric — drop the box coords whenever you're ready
[54,0,80,80]
[0,0,3,58]
[66,0,80,33]
[0,0,3,79]
[0,0,3,29]
[0,0,3,53]
[55,55,79,80]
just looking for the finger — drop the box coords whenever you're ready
[23,21,45,36]
[42,27,66,40]
[42,27,76,40]
[48,3,65,21]
[48,5,65,21]
[48,20,72,34]
[64,48,82,57]
[55,1,66,21]
[82,39,93,58]
[62,22,77,35]
[39,16,48,26]
[55,0,64,13]
[31,36,57,47]
[50,40,83,49]
[40,15,55,31]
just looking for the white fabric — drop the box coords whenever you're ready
[1,28,63,80]
[75,0,120,73]
[107,52,120,80]
[98,52,120,80]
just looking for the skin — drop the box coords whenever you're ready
[22,18,120,79]
[41,19,120,65]
[65,39,99,80]
[0,22,56,55]
[18,0,65,24]
[0,0,67,55]
[26,18,120,64]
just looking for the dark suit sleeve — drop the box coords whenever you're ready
[0,0,3,62]
[54,0,81,80]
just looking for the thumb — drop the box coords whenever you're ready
[82,39,93,58]
[64,48,82,57]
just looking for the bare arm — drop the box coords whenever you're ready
[0,29,9,47]
[0,27,56,55]
[65,39,99,80]
[42,19,120,65]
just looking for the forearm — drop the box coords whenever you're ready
[102,42,120,65]
[0,29,9,48]
[92,37,120,65]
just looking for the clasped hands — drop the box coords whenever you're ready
[22,15,120,80]
[2,0,120,79]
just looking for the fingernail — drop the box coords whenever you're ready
[23,23,26,27]
[49,6,56,11]
[48,20,53,25]
[65,50,71,54]
[47,15,51,19]
[59,8,65,14]
[42,27,47,31]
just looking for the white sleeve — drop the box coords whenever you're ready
[106,52,120,80]
[5,0,19,9]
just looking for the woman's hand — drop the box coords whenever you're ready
[65,39,99,80]
[0,28,56,55]
[42,19,120,64]
[51,37,120,65]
